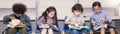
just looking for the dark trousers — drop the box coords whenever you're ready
[8,27,28,34]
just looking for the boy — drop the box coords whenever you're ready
[3,3,31,34]
[65,3,85,34]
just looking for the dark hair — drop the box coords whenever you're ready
[41,6,57,25]
[12,3,27,14]
[72,3,83,13]
[92,1,101,9]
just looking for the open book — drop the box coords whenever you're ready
[68,24,90,30]
[39,26,49,28]
[94,24,107,30]
[9,19,21,28]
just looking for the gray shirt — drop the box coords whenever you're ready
[65,15,84,24]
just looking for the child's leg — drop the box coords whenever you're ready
[100,27,105,34]
[48,28,53,34]
[8,28,17,34]
[19,27,27,34]
[109,28,115,34]
[41,28,47,34]
[70,29,79,34]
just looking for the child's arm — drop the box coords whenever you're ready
[9,16,16,20]
[37,17,48,26]
[90,16,96,26]
[65,16,73,25]
[100,14,112,23]
[3,15,14,28]
[65,22,73,25]
[77,17,84,26]
[79,20,84,26]
[105,14,112,22]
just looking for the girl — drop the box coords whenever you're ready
[90,1,115,34]
[37,6,58,34]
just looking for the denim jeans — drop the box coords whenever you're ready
[70,28,88,34]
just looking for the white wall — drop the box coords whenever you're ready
[0,0,36,8]
[118,0,120,16]
[0,0,36,20]
[37,0,119,20]
[79,0,119,8]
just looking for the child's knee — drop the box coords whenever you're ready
[41,29,47,34]
[109,28,114,31]
[48,28,53,31]
[41,29,47,32]
[100,27,105,31]
[48,28,53,34]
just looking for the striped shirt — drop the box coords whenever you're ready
[90,11,112,26]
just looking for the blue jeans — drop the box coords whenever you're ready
[70,29,88,34]
[70,29,79,34]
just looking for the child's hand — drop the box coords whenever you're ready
[65,21,74,25]
[92,21,96,26]
[17,22,24,26]
[78,23,84,26]
[44,24,49,26]
[9,16,16,20]
[69,22,73,25]
[76,19,80,23]
[100,18,107,23]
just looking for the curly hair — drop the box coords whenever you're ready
[12,3,27,14]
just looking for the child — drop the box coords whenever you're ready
[37,6,58,34]
[3,3,31,34]
[90,1,115,34]
[65,3,85,34]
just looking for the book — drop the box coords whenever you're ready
[39,26,49,28]
[9,19,21,28]
[94,24,107,30]
[68,24,90,30]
